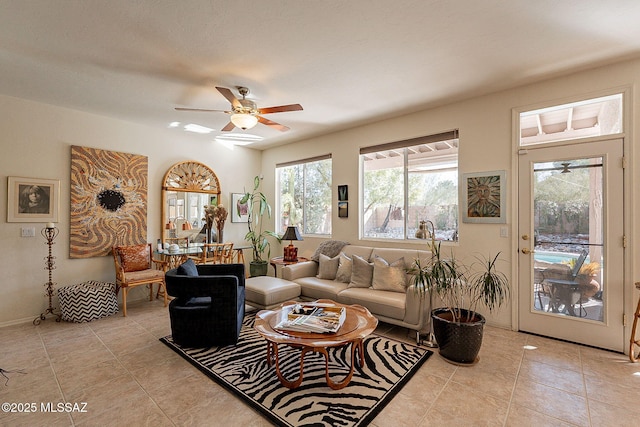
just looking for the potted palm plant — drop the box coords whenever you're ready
[239,176,281,277]
[411,242,509,364]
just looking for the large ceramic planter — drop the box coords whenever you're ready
[431,307,486,365]
[249,260,269,277]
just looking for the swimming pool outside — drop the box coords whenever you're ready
[534,250,579,265]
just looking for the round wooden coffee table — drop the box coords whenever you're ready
[254,299,378,390]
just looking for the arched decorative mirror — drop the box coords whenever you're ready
[161,161,221,245]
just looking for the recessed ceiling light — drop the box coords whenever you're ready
[184,123,214,134]
[215,133,264,146]
[168,121,181,128]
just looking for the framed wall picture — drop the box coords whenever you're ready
[231,193,249,223]
[462,170,506,223]
[7,176,60,223]
[338,201,348,218]
[338,185,348,201]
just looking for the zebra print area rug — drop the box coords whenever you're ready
[160,314,432,427]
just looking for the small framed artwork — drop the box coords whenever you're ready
[231,193,249,223]
[210,195,218,206]
[462,170,506,223]
[7,176,60,223]
[338,185,348,201]
[338,201,348,218]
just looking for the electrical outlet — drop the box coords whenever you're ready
[21,227,36,237]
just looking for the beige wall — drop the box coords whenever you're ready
[262,57,640,331]
[0,94,261,325]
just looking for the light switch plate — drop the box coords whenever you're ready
[500,227,508,238]
[21,227,36,237]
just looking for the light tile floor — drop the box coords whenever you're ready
[1,299,639,426]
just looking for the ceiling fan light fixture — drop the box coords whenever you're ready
[230,113,258,130]
[176,86,300,132]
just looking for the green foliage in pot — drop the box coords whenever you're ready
[239,176,281,263]
[409,242,510,322]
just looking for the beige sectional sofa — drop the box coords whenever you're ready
[281,245,432,341]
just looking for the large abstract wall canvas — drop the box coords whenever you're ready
[70,146,148,258]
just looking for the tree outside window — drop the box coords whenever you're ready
[277,157,332,235]
[361,134,458,241]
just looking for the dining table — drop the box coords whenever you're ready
[155,242,250,270]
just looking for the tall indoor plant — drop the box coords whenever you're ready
[411,242,510,364]
[239,176,280,276]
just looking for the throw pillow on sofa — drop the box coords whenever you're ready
[317,253,340,280]
[335,252,353,283]
[371,256,406,292]
[311,240,350,262]
[349,255,374,288]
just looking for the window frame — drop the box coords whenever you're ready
[276,154,332,236]
[517,92,624,148]
[359,130,459,243]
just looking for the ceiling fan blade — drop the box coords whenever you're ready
[221,121,236,132]
[258,116,290,132]
[258,104,303,115]
[216,87,242,110]
[175,107,230,113]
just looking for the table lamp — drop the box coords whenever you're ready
[282,226,303,262]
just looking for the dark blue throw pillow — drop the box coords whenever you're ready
[177,258,199,276]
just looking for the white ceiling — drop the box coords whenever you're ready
[2,0,640,150]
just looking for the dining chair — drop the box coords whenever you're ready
[216,242,235,264]
[191,242,234,264]
[630,281,640,362]
[112,243,168,316]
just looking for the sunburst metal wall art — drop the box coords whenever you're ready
[462,170,506,224]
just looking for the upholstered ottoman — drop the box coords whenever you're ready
[58,281,119,322]
[245,276,301,309]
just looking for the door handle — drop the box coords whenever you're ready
[521,248,535,255]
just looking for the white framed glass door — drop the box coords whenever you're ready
[518,139,624,351]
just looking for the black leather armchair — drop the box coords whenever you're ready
[165,263,245,347]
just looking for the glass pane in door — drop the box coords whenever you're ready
[532,157,604,321]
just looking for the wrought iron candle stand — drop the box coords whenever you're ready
[33,225,62,325]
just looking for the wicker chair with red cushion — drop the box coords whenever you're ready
[112,243,168,316]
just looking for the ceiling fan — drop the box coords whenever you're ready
[175,86,303,132]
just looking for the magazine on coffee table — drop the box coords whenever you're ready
[275,303,346,333]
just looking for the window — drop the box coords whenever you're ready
[276,155,332,235]
[519,93,623,146]
[360,131,458,241]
